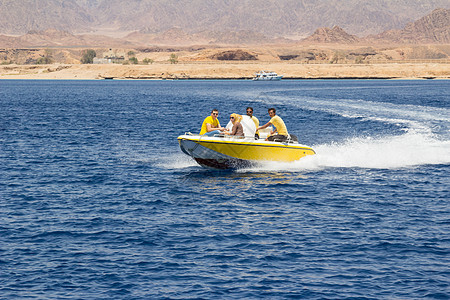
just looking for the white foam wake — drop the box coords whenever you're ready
[247,132,450,171]
[249,92,450,170]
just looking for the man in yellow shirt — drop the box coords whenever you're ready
[257,108,290,142]
[200,109,225,136]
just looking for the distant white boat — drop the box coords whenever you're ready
[252,71,283,81]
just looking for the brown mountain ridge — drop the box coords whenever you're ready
[1,0,450,38]
[1,8,449,47]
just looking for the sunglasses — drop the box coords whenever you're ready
[212,113,218,115]
[230,117,234,119]
[247,111,252,113]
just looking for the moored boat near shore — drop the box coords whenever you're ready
[252,71,283,81]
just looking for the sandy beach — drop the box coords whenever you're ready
[0,62,448,80]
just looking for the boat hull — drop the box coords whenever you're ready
[178,134,315,169]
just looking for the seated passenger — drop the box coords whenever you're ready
[257,107,289,142]
[200,109,226,136]
[240,115,256,137]
[246,107,260,138]
[223,113,244,137]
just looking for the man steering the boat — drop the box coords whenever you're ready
[257,108,290,142]
[200,109,226,136]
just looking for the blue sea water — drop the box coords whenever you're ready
[1,79,449,299]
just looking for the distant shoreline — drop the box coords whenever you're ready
[1,62,449,80]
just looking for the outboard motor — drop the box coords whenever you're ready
[287,134,298,143]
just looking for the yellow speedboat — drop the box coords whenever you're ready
[178,133,316,169]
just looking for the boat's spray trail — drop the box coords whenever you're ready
[250,93,450,170]
[260,94,449,135]
[157,153,198,169]
[250,133,450,171]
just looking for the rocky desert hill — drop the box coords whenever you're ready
[369,8,450,44]
[1,0,450,38]
[302,26,361,44]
